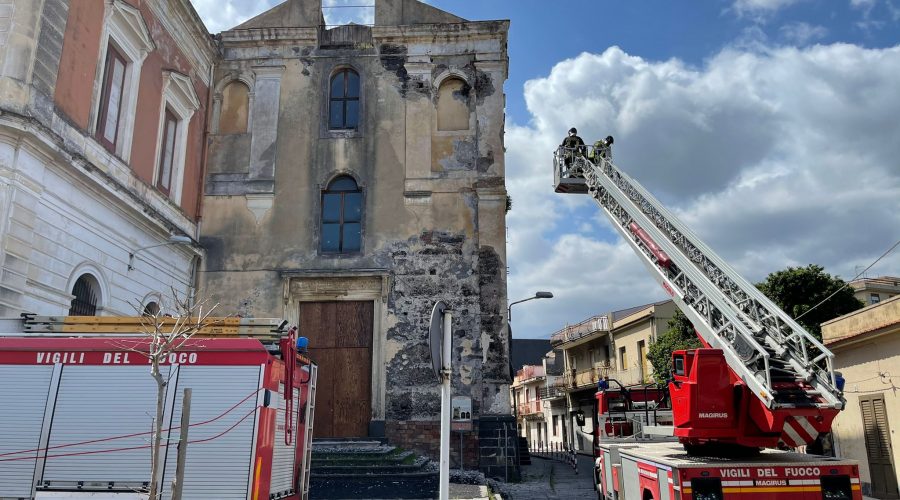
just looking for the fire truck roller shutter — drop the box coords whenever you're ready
[0,365,53,497]
[270,385,300,496]
[160,365,262,500]
[42,365,168,485]
[622,456,642,500]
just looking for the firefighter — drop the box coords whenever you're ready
[560,127,586,171]
[589,135,615,163]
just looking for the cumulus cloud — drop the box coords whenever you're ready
[506,44,900,338]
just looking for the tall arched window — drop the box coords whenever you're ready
[321,176,362,253]
[329,69,360,130]
[69,274,100,316]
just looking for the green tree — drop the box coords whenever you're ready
[756,264,864,340]
[648,310,701,383]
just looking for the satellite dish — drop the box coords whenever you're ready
[429,301,448,383]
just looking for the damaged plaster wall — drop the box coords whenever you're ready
[200,2,510,430]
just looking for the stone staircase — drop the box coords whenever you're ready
[309,439,438,499]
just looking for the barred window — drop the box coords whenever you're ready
[69,275,99,316]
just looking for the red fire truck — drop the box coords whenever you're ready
[554,143,860,499]
[597,441,859,500]
[0,318,316,500]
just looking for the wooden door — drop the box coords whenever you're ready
[300,301,373,438]
[860,394,899,498]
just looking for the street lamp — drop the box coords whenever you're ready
[128,235,193,271]
[507,291,554,438]
[508,291,554,322]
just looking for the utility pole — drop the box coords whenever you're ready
[439,310,452,500]
[171,388,192,500]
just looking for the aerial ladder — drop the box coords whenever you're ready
[553,142,845,453]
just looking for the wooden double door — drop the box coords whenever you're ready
[299,301,373,438]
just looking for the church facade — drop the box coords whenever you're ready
[199,0,512,471]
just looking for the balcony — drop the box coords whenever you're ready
[550,314,610,346]
[513,365,545,385]
[538,385,566,400]
[517,400,544,417]
[564,363,650,391]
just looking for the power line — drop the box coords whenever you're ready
[795,237,900,321]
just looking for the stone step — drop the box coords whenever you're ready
[312,449,416,466]
[309,441,438,499]
[312,438,386,449]
[309,470,438,499]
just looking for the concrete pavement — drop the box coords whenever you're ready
[500,453,597,500]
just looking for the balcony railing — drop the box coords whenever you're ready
[564,363,650,390]
[517,400,543,416]
[538,386,566,400]
[550,314,610,346]
[513,365,545,384]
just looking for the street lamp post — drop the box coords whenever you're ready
[508,291,554,323]
[128,235,193,271]
[507,291,554,439]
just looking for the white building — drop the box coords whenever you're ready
[0,0,214,317]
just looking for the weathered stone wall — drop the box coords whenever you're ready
[200,4,510,441]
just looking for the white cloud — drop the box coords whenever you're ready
[192,0,276,33]
[506,44,900,338]
[192,0,386,32]
[733,0,806,18]
[780,22,828,44]
[322,0,375,27]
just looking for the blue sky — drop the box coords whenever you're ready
[195,0,900,339]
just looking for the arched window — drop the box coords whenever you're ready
[329,69,360,130]
[437,78,471,131]
[68,274,100,316]
[219,81,250,134]
[321,176,362,253]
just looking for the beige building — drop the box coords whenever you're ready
[198,0,511,474]
[824,295,900,499]
[533,300,676,451]
[851,276,900,306]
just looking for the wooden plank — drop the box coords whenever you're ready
[23,316,283,327]
[28,325,282,335]
[332,347,372,437]
[336,301,373,349]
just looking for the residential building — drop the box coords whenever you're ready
[850,276,900,306]
[198,0,512,475]
[0,0,213,317]
[823,294,900,499]
[511,364,546,448]
[549,300,675,451]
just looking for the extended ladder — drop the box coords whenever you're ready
[554,146,844,412]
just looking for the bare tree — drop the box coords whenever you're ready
[113,288,219,500]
